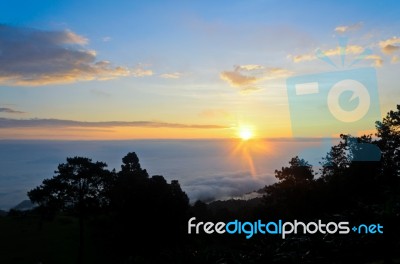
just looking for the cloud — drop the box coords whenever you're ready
[220,65,291,92]
[160,72,182,79]
[267,68,293,79]
[0,107,25,114]
[290,45,364,63]
[334,22,363,34]
[365,54,383,67]
[382,45,400,54]
[131,67,153,77]
[220,68,258,87]
[0,118,227,129]
[290,53,315,63]
[183,171,274,202]
[291,37,400,67]
[0,24,148,86]
[379,36,400,55]
[237,64,264,71]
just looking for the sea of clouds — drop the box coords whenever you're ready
[0,139,331,209]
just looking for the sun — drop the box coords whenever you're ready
[238,127,253,141]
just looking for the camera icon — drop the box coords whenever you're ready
[286,67,381,164]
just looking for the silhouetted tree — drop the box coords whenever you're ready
[376,104,400,180]
[321,135,350,181]
[121,152,149,178]
[21,105,400,263]
[28,157,111,264]
[375,105,400,263]
[105,152,189,262]
[264,156,315,218]
[274,156,314,184]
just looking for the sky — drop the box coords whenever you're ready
[0,0,399,140]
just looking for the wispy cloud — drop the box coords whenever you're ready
[131,67,153,77]
[266,68,293,79]
[237,64,264,71]
[160,72,182,79]
[290,35,400,67]
[0,24,150,86]
[0,118,227,129]
[365,54,383,67]
[0,107,25,114]
[290,45,365,63]
[220,65,291,92]
[334,22,363,34]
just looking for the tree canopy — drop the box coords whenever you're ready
[20,105,400,263]
[28,157,110,214]
[27,152,189,263]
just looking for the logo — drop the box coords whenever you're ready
[286,38,381,164]
[188,217,383,239]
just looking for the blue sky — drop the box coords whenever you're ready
[0,0,399,139]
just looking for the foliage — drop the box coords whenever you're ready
[11,105,400,263]
[28,157,110,215]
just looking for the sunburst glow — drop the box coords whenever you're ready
[239,127,253,141]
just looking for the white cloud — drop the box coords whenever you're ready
[62,30,89,44]
[131,67,153,77]
[237,64,264,71]
[160,72,182,79]
[183,171,274,202]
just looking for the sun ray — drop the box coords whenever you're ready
[229,125,271,177]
